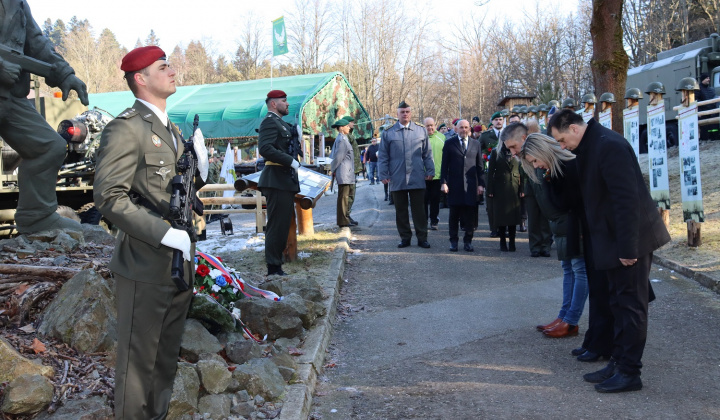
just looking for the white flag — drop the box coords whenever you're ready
[219,142,237,207]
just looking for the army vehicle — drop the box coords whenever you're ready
[1,96,112,232]
[626,33,720,149]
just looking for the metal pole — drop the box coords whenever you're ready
[457,54,462,117]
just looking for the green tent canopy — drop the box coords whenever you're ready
[88,72,373,141]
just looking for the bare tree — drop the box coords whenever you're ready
[287,0,335,74]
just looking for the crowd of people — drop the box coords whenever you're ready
[327,99,670,395]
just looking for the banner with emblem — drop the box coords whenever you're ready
[677,103,704,222]
[623,106,640,161]
[647,100,671,209]
[219,142,237,206]
[272,17,288,56]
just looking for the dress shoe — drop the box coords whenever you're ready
[449,242,458,252]
[509,242,516,252]
[463,243,474,252]
[489,231,498,238]
[583,359,618,383]
[500,243,508,252]
[518,222,527,232]
[571,347,587,356]
[417,240,431,249]
[536,318,562,332]
[531,251,540,257]
[595,372,643,393]
[349,219,359,226]
[539,250,551,257]
[267,264,287,276]
[388,200,394,205]
[577,350,610,363]
[430,223,438,230]
[543,321,578,338]
[397,239,411,248]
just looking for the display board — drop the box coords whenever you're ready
[677,103,704,222]
[623,106,641,161]
[647,100,671,209]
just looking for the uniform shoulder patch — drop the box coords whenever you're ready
[117,108,138,119]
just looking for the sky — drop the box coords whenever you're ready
[30,0,581,60]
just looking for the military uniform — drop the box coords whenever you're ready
[257,111,300,272]
[346,132,362,217]
[0,0,87,232]
[479,128,500,233]
[94,100,201,419]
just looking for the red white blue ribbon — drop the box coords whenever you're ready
[195,250,282,301]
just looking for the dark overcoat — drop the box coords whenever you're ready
[440,135,485,206]
[572,119,670,270]
[486,145,523,226]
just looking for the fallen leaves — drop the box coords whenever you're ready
[14,282,29,295]
[30,338,46,353]
[288,347,305,356]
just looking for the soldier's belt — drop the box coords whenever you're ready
[264,161,283,166]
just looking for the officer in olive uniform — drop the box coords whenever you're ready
[344,116,362,225]
[480,112,503,236]
[0,0,89,233]
[94,46,206,420]
[257,90,301,276]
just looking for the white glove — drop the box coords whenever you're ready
[193,128,209,182]
[161,228,191,261]
[291,160,300,169]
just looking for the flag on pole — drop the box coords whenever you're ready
[219,142,236,207]
[272,16,288,56]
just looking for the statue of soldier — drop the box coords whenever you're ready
[1,0,89,233]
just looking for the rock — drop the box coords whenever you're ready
[232,358,285,401]
[281,294,320,329]
[273,337,301,351]
[263,277,325,304]
[226,339,262,365]
[217,331,246,346]
[167,362,200,420]
[16,248,36,258]
[269,348,298,382]
[197,356,232,394]
[34,395,112,420]
[52,255,70,266]
[80,224,116,246]
[254,395,265,406]
[0,374,53,414]
[236,298,303,340]
[51,231,81,251]
[234,390,251,402]
[179,319,222,363]
[37,269,116,353]
[231,400,255,417]
[187,294,236,334]
[197,394,232,420]
[0,337,54,383]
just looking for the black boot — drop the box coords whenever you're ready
[267,264,286,276]
[499,228,508,252]
[509,226,516,252]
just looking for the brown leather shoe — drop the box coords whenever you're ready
[536,318,562,332]
[543,321,579,338]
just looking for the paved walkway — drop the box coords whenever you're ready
[307,179,720,419]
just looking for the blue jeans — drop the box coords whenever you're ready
[367,161,377,183]
[558,258,589,326]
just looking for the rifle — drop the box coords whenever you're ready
[168,115,204,291]
[288,123,303,162]
[0,44,52,77]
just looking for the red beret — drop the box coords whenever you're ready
[452,118,459,125]
[266,90,287,99]
[473,125,483,132]
[121,46,166,72]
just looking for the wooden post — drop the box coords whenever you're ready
[283,208,298,262]
[255,191,265,233]
[658,207,670,229]
[296,202,314,236]
[687,220,702,247]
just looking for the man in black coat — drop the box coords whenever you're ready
[548,109,671,393]
[440,119,485,252]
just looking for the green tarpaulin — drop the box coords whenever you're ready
[88,72,373,141]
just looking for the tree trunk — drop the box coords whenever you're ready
[590,0,629,134]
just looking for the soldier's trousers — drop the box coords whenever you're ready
[525,193,552,253]
[0,97,68,230]
[263,187,295,266]
[392,188,427,242]
[337,184,351,226]
[347,183,356,215]
[114,273,193,420]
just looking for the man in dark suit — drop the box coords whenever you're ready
[94,46,206,419]
[441,119,485,252]
[257,90,302,276]
[548,109,671,393]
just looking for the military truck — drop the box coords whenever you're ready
[0,96,112,233]
[626,33,720,150]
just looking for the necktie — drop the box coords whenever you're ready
[166,121,177,150]
[462,138,467,153]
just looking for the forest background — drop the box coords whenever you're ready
[37,0,720,126]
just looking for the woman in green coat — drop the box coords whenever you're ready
[486,141,525,251]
